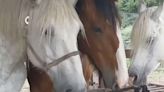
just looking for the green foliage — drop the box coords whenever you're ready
[120,12,138,28]
[118,0,138,13]
[145,0,163,7]
[121,25,132,48]
[118,0,162,13]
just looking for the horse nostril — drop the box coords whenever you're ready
[134,75,138,82]
[129,73,138,85]
[112,83,119,90]
[66,89,72,92]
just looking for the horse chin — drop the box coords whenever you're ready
[128,70,148,86]
[134,77,147,86]
[46,58,87,92]
[128,77,146,87]
[128,76,135,87]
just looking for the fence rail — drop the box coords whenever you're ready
[88,83,164,92]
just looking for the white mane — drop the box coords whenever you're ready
[131,7,157,55]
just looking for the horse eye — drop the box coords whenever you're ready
[44,27,55,37]
[146,37,155,44]
[94,27,102,33]
[44,30,48,35]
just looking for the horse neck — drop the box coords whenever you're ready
[0,0,24,38]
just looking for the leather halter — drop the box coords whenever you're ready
[25,16,80,71]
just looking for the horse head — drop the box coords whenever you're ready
[27,0,86,92]
[129,2,164,86]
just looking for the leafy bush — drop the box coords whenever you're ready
[145,0,163,7]
[118,0,139,13]
[120,12,138,28]
[121,25,133,48]
[118,0,162,13]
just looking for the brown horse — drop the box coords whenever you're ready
[80,54,94,86]
[27,61,54,92]
[76,0,129,89]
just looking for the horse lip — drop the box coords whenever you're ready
[128,76,135,86]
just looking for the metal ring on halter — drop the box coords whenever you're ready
[25,16,30,25]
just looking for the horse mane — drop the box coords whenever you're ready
[94,0,120,31]
[131,7,158,56]
[76,0,120,32]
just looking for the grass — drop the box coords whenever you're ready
[148,64,164,84]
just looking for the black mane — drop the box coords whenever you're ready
[95,0,120,30]
[76,0,120,31]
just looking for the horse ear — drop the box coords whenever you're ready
[159,2,164,23]
[30,0,42,5]
[138,0,147,13]
[151,3,163,21]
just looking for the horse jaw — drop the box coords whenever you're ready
[129,51,160,86]
[115,24,129,88]
[0,62,26,92]
[44,27,86,92]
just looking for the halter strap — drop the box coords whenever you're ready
[47,51,80,69]
[27,40,80,70]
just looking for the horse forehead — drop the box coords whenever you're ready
[54,21,80,33]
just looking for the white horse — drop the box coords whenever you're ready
[129,2,164,86]
[0,0,28,92]
[27,0,86,92]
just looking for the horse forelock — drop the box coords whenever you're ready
[94,0,120,31]
[27,0,87,70]
[29,0,85,41]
